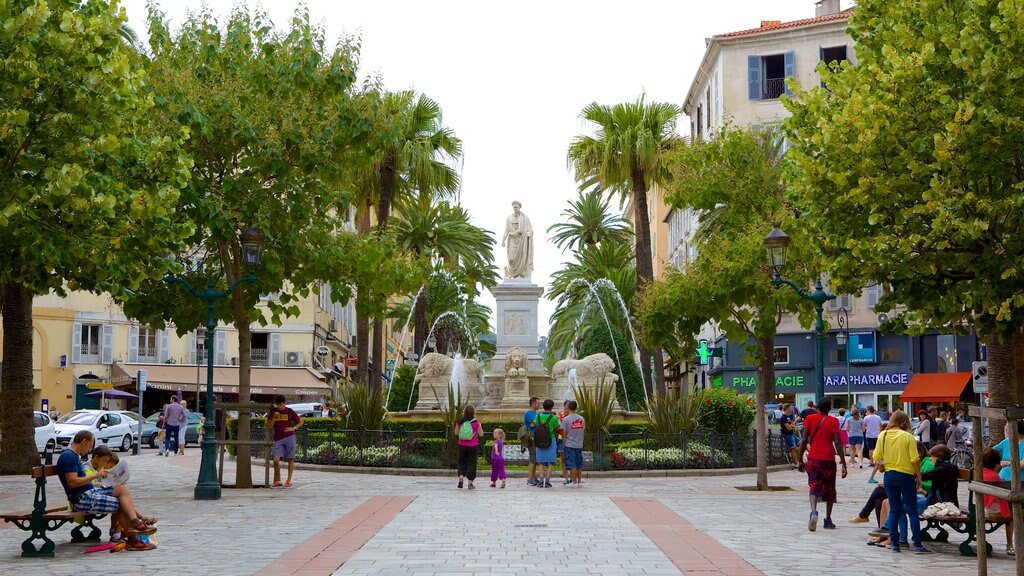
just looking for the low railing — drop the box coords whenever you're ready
[235,426,792,471]
[762,77,787,100]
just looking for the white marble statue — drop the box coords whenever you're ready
[550,353,616,384]
[503,347,528,378]
[501,201,533,280]
[416,352,483,383]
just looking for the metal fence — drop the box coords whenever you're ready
[237,426,792,471]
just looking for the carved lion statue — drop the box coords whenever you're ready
[416,352,483,383]
[503,346,528,378]
[550,353,616,383]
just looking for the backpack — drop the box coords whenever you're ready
[458,419,476,441]
[534,414,553,449]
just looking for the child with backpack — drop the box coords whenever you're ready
[490,428,507,489]
[455,405,484,490]
[534,399,559,488]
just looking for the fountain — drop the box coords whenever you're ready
[408,311,485,411]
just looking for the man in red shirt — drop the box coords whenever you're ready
[268,395,303,488]
[798,397,847,531]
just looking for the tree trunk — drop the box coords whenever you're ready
[753,336,776,490]
[414,289,427,360]
[371,319,383,392]
[355,200,372,386]
[0,282,39,475]
[988,333,1014,445]
[370,159,395,394]
[230,275,255,489]
[630,170,665,395]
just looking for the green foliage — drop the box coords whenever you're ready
[646,393,701,436]
[577,326,646,410]
[783,0,1024,338]
[342,385,387,430]
[389,265,494,357]
[547,188,633,253]
[696,388,755,434]
[386,364,419,412]
[572,380,618,451]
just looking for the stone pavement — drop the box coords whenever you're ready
[0,449,1016,575]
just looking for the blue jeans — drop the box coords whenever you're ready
[784,434,799,449]
[163,425,179,453]
[881,493,928,540]
[883,471,922,547]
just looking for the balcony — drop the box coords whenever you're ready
[762,78,786,100]
[251,348,270,367]
[137,347,157,363]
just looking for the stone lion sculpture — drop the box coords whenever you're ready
[503,347,528,378]
[416,352,483,383]
[550,353,616,383]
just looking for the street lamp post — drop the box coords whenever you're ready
[835,306,851,410]
[165,228,263,501]
[764,227,836,401]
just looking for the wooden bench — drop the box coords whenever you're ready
[0,465,105,557]
[919,468,1012,556]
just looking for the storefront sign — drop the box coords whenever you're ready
[731,374,807,388]
[824,372,908,387]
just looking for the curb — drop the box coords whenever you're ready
[287,462,795,478]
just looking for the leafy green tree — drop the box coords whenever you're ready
[568,95,684,395]
[577,325,645,411]
[637,128,816,490]
[385,364,418,413]
[0,0,192,473]
[119,5,420,487]
[783,0,1024,437]
[548,188,632,253]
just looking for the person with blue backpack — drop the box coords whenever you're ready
[533,399,559,488]
[455,405,484,490]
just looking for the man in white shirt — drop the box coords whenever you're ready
[862,406,883,465]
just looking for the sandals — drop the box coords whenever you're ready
[1008,548,1016,556]
[125,520,157,537]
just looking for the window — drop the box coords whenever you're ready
[828,294,852,311]
[136,326,157,361]
[820,45,848,67]
[80,324,101,358]
[713,72,721,121]
[881,347,902,362]
[937,334,957,373]
[748,52,795,100]
[706,87,712,131]
[251,332,270,366]
[864,284,881,309]
[696,106,703,138]
[773,346,790,365]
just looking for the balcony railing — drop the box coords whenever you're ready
[251,348,270,367]
[762,77,786,100]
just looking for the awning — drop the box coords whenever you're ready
[900,372,972,403]
[111,363,329,397]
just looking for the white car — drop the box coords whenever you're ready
[54,409,138,452]
[33,411,57,455]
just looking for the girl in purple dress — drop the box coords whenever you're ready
[490,428,507,488]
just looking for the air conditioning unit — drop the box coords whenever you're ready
[285,351,304,367]
[328,319,337,333]
[876,312,889,325]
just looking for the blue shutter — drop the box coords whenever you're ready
[784,51,796,96]
[819,46,826,87]
[747,55,761,100]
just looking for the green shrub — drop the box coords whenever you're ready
[646,392,702,436]
[386,365,419,412]
[577,325,646,410]
[397,453,443,469]
[695,388,755,433]
[342,384,387,430]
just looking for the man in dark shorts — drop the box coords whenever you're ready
[799,397,847,532]
[56,430,156,549]
[268,395,302,488]
[524,397,540,486]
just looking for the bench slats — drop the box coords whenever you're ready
[31,465,57,479]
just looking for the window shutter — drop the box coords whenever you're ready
[819,46,826,87]
[784,51,796,95]
[215,330,227,366]
[158,329,170,363]
[748,55,762,100]
[270,333,281,367]
[101,324,114,365]
[866,285,880,309]
[128,325,139,363]
[188,331,197,365]
[71,322,83,364]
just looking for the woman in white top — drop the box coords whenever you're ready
[915,410,932,449]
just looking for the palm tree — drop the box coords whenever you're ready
[357,90,462,390]
[548,187,633,253]
[392,198,496,355]
[567,95,682,395]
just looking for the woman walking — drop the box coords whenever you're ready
[874,410,931,554]
[846,408,866,468]
[455,405,484,490]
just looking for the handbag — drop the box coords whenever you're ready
[791,416,826,470]
[876,431,890,472]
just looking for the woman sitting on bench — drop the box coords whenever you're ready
[55,430,157,551]
[982,447,1015,556]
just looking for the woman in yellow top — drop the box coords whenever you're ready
[872,410,930,554]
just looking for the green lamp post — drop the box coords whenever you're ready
[764,227,836,401]
[165,228,264,500]
[835,306,852,410]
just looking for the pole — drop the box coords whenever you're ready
[135,369,147,456]
[195,286,221,500]
[814,301,825,401]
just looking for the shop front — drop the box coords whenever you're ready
[823,369,911,414]
[714,369,815,407]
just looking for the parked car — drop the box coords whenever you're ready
[34,411,57,455]
[140,412,202,448]
[54,409,139,452]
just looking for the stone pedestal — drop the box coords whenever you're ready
[488,280,546,375]
[413,376,448,411]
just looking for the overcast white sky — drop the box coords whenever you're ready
[122,0,825,336]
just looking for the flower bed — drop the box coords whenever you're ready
[611,441,732,469]
[301,444,399,466]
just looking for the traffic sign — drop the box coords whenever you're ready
[972,361,988,393]
[86,382,113,390]
[404,360,419,367]
[137,369,148,392]
[405,353,419,360]
[385,359,396,369]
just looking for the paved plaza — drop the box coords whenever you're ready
[0,451,1016,576]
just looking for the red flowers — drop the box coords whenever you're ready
[705,397,712,404]
[727,401,734,407]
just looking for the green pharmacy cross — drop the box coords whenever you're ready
[696,340,715,365]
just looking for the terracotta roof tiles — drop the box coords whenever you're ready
[714,9,852,38]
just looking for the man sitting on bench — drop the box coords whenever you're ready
[56,431,157,549]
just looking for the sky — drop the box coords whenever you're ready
[121,0,825,336]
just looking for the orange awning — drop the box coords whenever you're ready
[900,372,972,403]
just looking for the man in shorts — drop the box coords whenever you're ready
[524,397,540,486]
[56,430,156,549]
[268,394,303,488]
[863,406,883,465]
[560,400,585,488]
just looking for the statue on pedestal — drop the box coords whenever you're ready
[501,201,533,280]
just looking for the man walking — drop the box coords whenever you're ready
[268,395,302,488]
[780,404,799,454]
[163,395,185,457]
[560,400,585,488]
[523,397,540,486]
[863,405,883,465]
